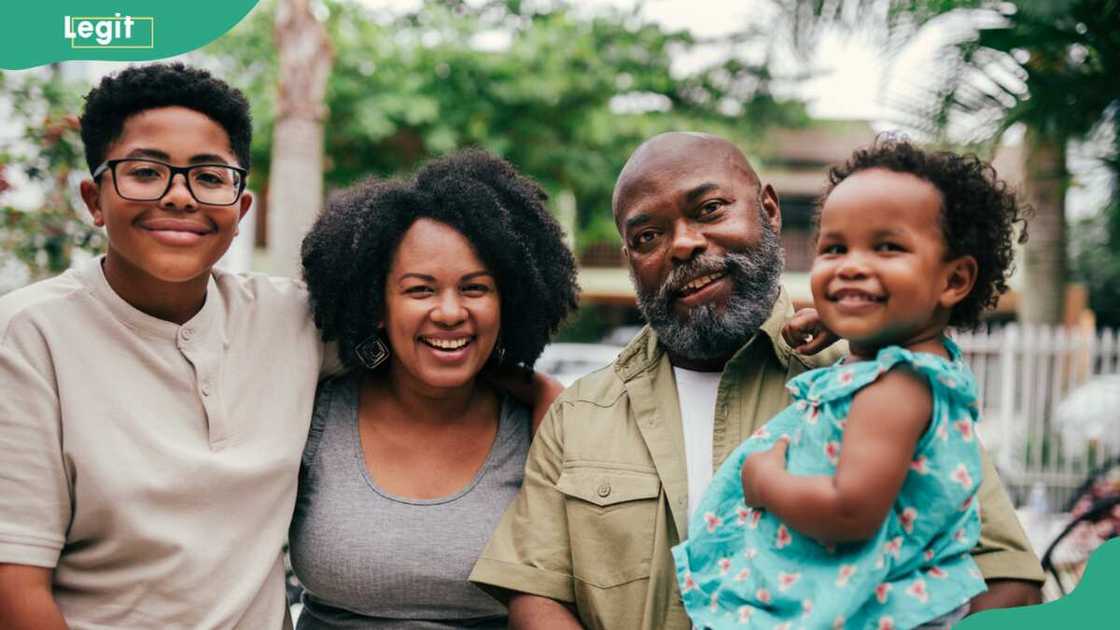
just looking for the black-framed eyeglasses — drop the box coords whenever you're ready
[92,158,248,206]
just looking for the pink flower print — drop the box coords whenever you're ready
[777,571,801,592]
[883,536,903,559]
[909,456,930,475]
[796,400,808,412]
[744,547,759,560]
[786,383,798,395]
[802,599,814,618]
[747,508,762,530]
[833,616,846,630]
[753,426,771,439]
[738,606,754,624]
[736,505,753,526]
[874,582,892,604]
[682,572,697,592]
[836,564,857,587]
[807,406,820,425]
[718,558,733,576]
[774,623,792,630]
[734,568,751,582]
[905,579,929,603]
[837,418,847,430]
[927,566,948,579]
[756,588,772,605]
[705,512,723,533]
[923,549,935,562]
[969,567,983,580]
[954,419,974,441]
[839,369,854,385]
[775,524,792,549]
[710,592,720,612]
[877,616,896,630]
[936,424,949,442]
[824,441,841,465]
[960,495,974,511]
[939,375,957,388]
[954,528,968,544]
[951,464,973,489]
[899,507,918,534]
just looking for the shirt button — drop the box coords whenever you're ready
[181,327,194,341]
[201,381,212,396]
[597,482,611,498]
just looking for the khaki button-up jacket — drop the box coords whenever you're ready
[470,290,1044,630]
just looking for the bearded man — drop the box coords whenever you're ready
[469,132,1043,629]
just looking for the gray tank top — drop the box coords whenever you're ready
[289,373,530,629]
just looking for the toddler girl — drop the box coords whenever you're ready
[672,138,1028,629]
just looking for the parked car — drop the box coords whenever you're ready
[601,325,644,347]
[536,342,623,386]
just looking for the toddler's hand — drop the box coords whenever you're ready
[741,437,789,508]
[782,308,837,355]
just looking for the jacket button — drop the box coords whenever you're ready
[597,482,611,498]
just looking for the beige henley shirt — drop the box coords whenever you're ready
[0,258,326,629]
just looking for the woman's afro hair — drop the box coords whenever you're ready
[301,148,580,370]
[821,136,1029,329]
[79,62,252,174]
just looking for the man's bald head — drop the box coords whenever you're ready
[612,132,761,225]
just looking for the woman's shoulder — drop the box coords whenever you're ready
[498,394,533,440]
[303,371,361,467]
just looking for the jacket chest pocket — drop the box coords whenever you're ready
[556,466,662,588]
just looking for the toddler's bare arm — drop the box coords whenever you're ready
[741,368,931,544]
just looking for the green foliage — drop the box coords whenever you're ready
[1071,201,1120,327]
[0,70,106,286]
[202,0,809,252]
[790,0,1120,326]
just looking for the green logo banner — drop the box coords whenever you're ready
[1,1,260,70]
[962,538,1120,629]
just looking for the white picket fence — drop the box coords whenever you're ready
[953,325,1120,509]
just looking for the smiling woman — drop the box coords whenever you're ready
[291,149,579,629]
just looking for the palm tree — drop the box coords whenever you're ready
[785,0,1120,325]
[268,0,333,277]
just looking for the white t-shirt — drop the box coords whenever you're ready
[0,258,327,629]
[673,366,722,520]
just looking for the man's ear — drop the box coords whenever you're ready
[940,255,978,310]
[79,179,104,227]
[761,183,781,234]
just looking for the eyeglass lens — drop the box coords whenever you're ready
[114,159,243,205]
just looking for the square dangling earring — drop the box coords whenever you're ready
[354,335,390,369]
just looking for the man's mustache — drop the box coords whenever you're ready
[655,254,732,302]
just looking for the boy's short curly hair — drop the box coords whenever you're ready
[79,63,252,174]
[822,137,1029,329]
[301,149,580,370]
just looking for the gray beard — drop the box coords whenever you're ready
[632,222,784,361]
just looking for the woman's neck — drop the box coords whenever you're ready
[102,254,209,325]
[373,363,495,428]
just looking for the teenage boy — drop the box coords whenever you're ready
[0,63,325,629]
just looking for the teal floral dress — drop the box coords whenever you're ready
[672,339,986,629]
